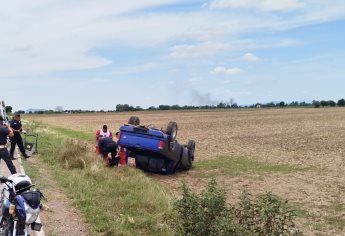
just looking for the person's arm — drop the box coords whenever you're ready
[6,125,14,137]
[12,128,21,133]
[95,130,100,141]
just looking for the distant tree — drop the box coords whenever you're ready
[148,106,156,110]
[158,105,171,110]
[5,106,12,114]
[289,101,299,107]
[171,105,181,110]
[231,103,238,108]
[312,100,320,108]
[134,106,143,111]
[16,110,25,114]
[262,102,275,107]
[116,104,133,112]
[337,99,345,107]
[329,100,336,107]
[320,100,329,107]
[278,101,285,108]
[217,102,226,108]
[300,101,312,107]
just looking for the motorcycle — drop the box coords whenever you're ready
[0,174,44,236]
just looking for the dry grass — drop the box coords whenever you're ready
[27,108,345,235]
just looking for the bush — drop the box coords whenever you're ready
[235,191,302,235]
[172,179,301,236]
[56,139,98,169]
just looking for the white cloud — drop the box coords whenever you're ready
[128,62,158,73]
[0,1,344,78]
[243,53,261,62]
[169,42,231,59]
[210,66,243,75]
[201,2,208,8]
[188,77,202,82]
[209,0,305,12]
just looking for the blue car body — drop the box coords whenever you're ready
[118,124,193,174]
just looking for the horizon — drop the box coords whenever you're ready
[12,97,345,112]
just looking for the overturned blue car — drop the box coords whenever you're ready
[118,116,195,174]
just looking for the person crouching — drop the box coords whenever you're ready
[98,136,119,167]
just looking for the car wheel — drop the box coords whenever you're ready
[128,116,140,126]
[187,140,195,161]
[166,121,178,142]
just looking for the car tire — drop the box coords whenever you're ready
[128,116,140,126]
[187,140,196,162]
[166,121,178,142]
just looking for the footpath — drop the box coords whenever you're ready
[0,149,45,236]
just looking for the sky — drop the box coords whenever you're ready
[1,0,345,111]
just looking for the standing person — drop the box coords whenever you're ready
[0,121,17,174]
[95,124,113,154]
[115,131,127,166]
[9,113,29,160]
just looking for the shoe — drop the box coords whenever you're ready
[23,155,30,159]
[11,157,17,160]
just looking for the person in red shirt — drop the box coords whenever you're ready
[115,131,127,165]
[95,124,113,154]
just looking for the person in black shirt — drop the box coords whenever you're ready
[0,119,17,174]
[98,137,119,167]
[9,113,29,160]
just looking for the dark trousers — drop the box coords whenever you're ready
[100,143,118,166]
[10,134,26,158]
[0,148,17,174]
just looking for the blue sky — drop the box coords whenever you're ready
[1,0,345,110]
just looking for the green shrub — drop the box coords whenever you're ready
[235,191,302,235]
[172,179,302,236]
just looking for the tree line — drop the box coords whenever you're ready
[115,98,345,111]
[6,98,345,114]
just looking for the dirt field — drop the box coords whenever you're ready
[29,108,345,235]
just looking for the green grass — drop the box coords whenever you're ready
[21,160,39,179]
[52,127,94,141]
[325,216,345,230]
[195,156,310,177]
[329,200,345,213]
[27,132,174,236]
[289,204,309,218]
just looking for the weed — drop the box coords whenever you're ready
[172,178,302,236]
[56,139,96,169]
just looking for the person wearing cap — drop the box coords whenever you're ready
[0,120,17,174]
[95,124,113,154]
[9,113,29,160]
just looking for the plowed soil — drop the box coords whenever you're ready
[30,108,345,235]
